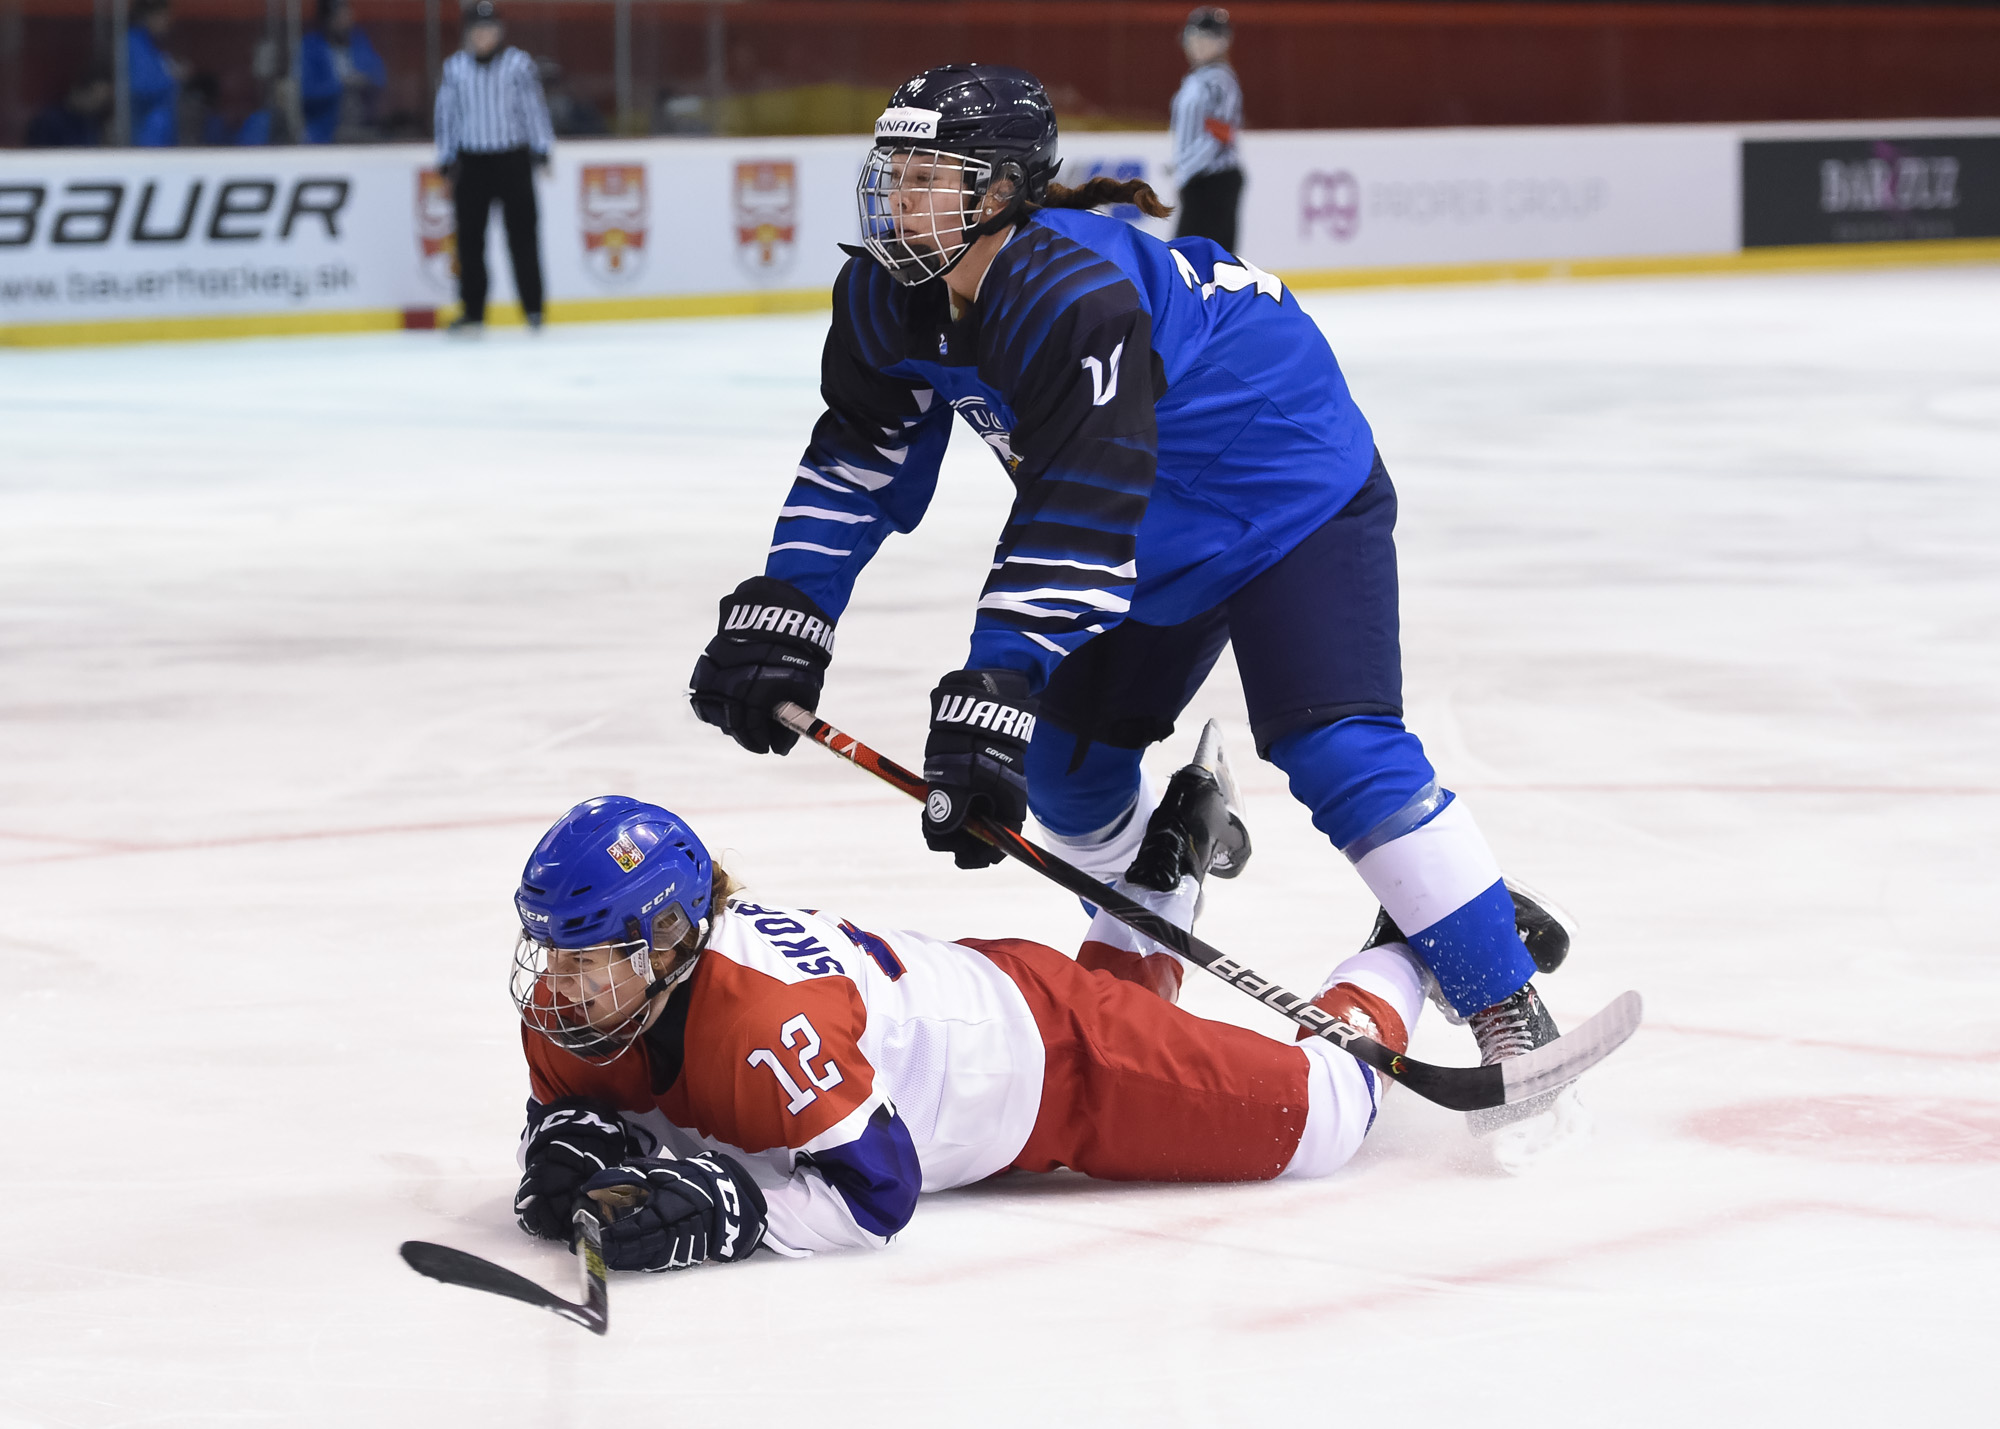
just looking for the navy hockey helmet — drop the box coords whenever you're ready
[858,63,1061,286]
[509,795,715,1065]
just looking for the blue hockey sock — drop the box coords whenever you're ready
[1025,723,1145,838]
[1271,717,1535,1016]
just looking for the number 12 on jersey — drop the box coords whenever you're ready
[747,1014,845,1114]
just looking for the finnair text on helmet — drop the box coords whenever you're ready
[875,108,942,141]
[935,695,1036,740]
[723,602,836,653]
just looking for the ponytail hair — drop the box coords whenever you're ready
[1031,176,1174,220]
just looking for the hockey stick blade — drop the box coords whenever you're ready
[773,703,1643,1113]
[399,1204,612,1335]
[1501,989,1644,1103]
[399,1240,607,1333]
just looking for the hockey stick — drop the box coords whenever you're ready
[775,702,1643,1114]
[399,1186,642,1335]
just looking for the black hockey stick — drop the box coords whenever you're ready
[775,702,1643,1114]
[399,1188,639,1335]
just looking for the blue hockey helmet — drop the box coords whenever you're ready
[858,63,1061,286]
[509,796,715,1064]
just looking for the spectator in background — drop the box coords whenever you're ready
[435,1,555,332]
[236,39,299,146]
[127,0,183,147]
[179,71,234,146]
[539,57,607,138]
[1169,6,1244,251]
[26,70,112,147]
[301,0,386,144]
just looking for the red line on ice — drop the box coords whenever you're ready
[0,797,900,866]
[1646,1020,2000,1065]
[1244,1199,2000,1331]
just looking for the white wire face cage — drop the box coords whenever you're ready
[509,904,697,1065]
[857,145,995,286]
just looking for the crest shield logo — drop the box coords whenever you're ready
[415,170,456,292]
[734,160,798,275]
[606,833,646,873]
[581,164,647,284]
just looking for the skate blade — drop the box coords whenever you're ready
[1191,719,1252,879]
[1192,719,1244,814]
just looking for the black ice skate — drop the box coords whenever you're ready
[1357,885,1583,1143]
[1465,981,1575,1138]
[1124,720,1252,893]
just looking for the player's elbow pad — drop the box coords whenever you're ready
[812,1105,923,1238]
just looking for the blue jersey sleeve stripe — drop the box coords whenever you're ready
[1000,525,1136,565]
[992,262,1133,375]
[779,505,878,525]
[985,232,1130,360]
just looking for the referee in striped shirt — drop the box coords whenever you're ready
[435,1,554,330]
[1169,6,1244,252]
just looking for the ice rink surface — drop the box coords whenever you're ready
[3,268,1998,1427]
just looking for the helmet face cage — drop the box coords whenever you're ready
[510,902,697,1065]
[858,145,996,287]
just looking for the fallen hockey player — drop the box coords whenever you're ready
[507,765,1464,1271]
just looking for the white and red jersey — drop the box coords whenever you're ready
[522,890,1422,1256]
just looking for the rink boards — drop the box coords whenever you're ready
[2,117,1997,345]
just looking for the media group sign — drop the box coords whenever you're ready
[1263,126,1739,271]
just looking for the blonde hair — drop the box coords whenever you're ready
[667,860,743,962]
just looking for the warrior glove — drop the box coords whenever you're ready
[513,1097,632,1243]
[923,668,1036,869]
[688,576,837,755]
[582,1154,768,1272]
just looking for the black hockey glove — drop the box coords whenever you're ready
[513,1097,632,1243]
[688,576,837,756]
[581,1153,768,1272]
[922,668,1036,870]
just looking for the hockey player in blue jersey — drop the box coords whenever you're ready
[689,64,1576,1136]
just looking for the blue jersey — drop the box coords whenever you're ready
[765,207,1376,689]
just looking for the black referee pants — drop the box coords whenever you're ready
[1175,167,1243,253]
[454,147,544,322]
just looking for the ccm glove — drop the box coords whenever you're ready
[923,668,1036,869]
[688,576,837,755]
[582,1153,769,1272]
[513,1097,632,1243]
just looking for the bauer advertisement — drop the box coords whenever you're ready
[5,119,1998,343]
[0,136,873,337]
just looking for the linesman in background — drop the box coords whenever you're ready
[435,1,554,332]
[1169,6,1244,252]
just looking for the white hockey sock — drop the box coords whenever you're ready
[1310,940,1428,1037]
[1080,871,1200,970]
[1033,768,1159,883]
[1281,940,1428,1180]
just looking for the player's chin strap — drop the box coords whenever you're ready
[637,913,711,1002]
[969,161,1030,239]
